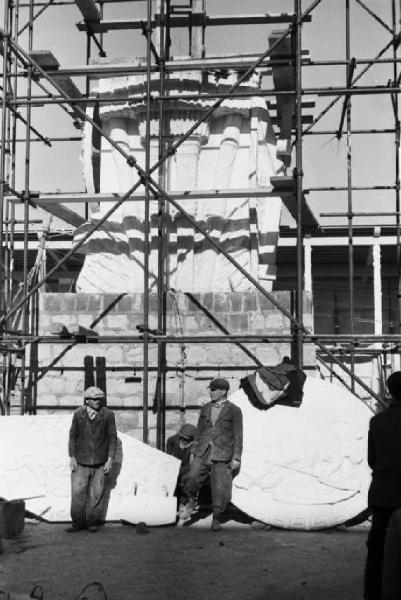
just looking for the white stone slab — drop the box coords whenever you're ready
[0,416,180,522]
[230,377,372,530]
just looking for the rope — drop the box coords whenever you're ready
[169,289,187,419]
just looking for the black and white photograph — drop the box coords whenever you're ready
[0,1,399,598]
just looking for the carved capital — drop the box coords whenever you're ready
[136,109,209,145]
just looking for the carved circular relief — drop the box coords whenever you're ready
[230,377,372,530]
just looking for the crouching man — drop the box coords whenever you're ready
[166,423,197,505]
[66,386,117,532]
[182,378,243,532]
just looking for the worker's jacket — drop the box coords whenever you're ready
[68,406,117,466]
[192,401,243,462]
[368,400,401,508]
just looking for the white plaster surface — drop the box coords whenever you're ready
[0,377,372,529]
[230,377,373,530]
[75,70,284,293]
[0,416,180,523]
[118,495,178,526]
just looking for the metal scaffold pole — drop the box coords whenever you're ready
[19,0,35,415]
[295,0,304,369]
[3,0,20,414]
[142,0,153,444]
[393,0,401,333]
[0,0,10,320]
[346,0,355,392]
[0,0,12,414]
[156,0,168,451]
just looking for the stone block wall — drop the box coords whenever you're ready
[37,291,315,446]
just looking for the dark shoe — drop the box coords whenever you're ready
[136,522,149,535]
[211,518,222,532]
[88,525,99,533]
[65,524,85,533]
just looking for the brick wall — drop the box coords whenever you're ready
[37,291,314,446]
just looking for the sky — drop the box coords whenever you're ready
[1,0,399,230]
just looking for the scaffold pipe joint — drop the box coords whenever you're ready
[126,155,137,167]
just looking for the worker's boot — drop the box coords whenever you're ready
[211,508,223,532]
[65,522,86,533]
[211,516,222,532]
[179,497,198,522]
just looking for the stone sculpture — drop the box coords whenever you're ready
[0,376,372,529]
[230,376,372,530]
[0,416,180,523]
[75,68,284,292]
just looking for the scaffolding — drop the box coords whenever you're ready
[1,0,401,444]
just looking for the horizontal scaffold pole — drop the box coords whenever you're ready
[13,56,401,78]
[7,188,291,205]
[6,334,401,344]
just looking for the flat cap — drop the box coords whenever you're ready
[178,423,197,441]
[208,378,230,391]
[84,386,105,399]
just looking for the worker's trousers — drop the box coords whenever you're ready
[71,463,106,527]
[364,507,394,600]
[382,507,401,600]
[185,448,232,518]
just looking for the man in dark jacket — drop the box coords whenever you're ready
[364,371,401,599]
[66,386,117,533]
[182,378,243,531]
[166,423,197,488]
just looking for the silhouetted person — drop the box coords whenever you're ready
[364,371,401,599]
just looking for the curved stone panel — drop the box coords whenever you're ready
[230,377,372,530]
[0,416,180,522]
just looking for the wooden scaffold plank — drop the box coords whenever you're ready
[29,50,85,121]
[77,13,312,33]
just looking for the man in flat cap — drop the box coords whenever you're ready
[66,386,117,532]
[181,378,243,531]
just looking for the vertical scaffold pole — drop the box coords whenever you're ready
[295,0,304,369]
[85,9,92,222]
[393,0,401,333]
[0,0,12,415]
[4,0,18,415]
[346,0,355,392]
[142,0,153,444]
[0,0,10,321]
[156,0,168,450]
[20,0,35,414]
[5,0,18,320]
[3,9,12,324]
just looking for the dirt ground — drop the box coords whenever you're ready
[0,514,368,600]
